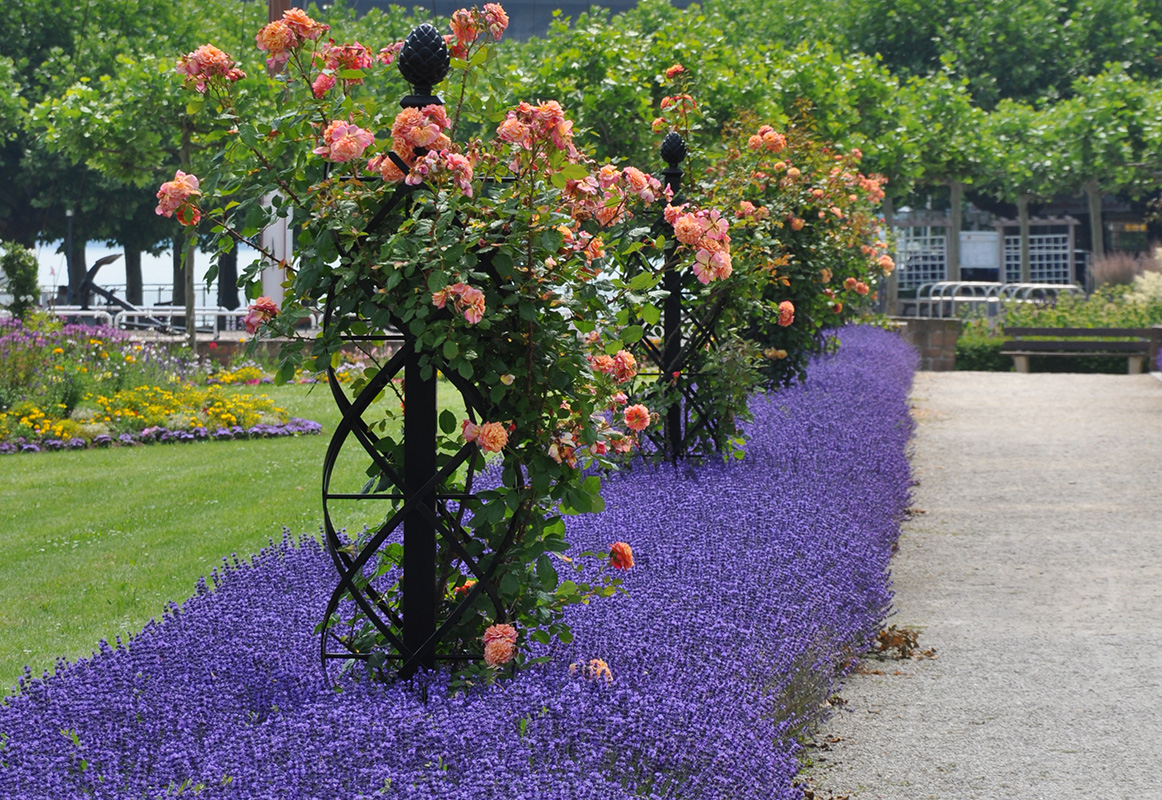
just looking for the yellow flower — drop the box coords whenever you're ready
[51,347,64,355]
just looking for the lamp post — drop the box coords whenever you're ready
[65,208,75,305]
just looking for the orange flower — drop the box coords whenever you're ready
[484,623,517,644]
[609,541,634,570]
[623,404,650,432]
[476,421,508,453]
[777,300,795,327]
[484,639,515,666]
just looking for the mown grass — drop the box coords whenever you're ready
[0,381,464,691]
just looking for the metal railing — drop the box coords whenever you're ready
[898,281,1086,319]
[41,305,322,337]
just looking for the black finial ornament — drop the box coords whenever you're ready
[397,23,450,108]
[660,131,687,167]
[660,131,686,195]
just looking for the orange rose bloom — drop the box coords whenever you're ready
[484,623,518,644]
[609,541,634,570]
[476,421,508,453]
[623,404,650,432]
[484,639,515,667]
[777,300,795,327]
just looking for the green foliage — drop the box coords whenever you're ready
[956,287,1162,371]
[0,241,39,319]
[954,318,1010,371]
[180,6,725,678]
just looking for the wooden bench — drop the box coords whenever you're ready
[1001,327,1161,374]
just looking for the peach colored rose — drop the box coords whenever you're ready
[623,404,650,432]
[484,622,517,644]
[609,541,634,570]
[844,277,858,290]
[777,300,795,327]
[612,349,637,382]
[484,639,515,667]
[476,421,508,453]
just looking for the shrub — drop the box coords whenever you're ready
[1089,250,1161,288]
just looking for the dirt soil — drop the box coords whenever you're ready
[807,371,1162,800]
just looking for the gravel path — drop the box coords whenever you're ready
[809,370,1162,800]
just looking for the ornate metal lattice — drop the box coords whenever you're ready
[317,24,512,680]
[629,131,732,461]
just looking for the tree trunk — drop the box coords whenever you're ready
[882,194,898,315]
[1085,179,1104,263]
[67,226,86,306]
[947,181,963,281]
[1018,195,1031,283]
[125,248,143,307]
[217,248,239,310]
[171,234,186,335]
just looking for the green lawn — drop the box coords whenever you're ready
[0,380,463,691]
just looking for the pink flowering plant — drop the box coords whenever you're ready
[667,83,893,386]
[161,7,729,683]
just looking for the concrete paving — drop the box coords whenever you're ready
[810,371,1162,800]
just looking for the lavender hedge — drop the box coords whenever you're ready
[0,326,917,799]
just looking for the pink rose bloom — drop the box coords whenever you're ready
[497,116,529,146]
[844,277,858,290]
[482,3,509,40]
[314,121,374,163]
[244,296,279,335]
[591,354,615,374]
[484,622,518,644]
[450,8,479,44]
[377,41,404,66]
[673,212,705,246]
[311,72,335,98]
[282,8,328,41]
[612,349,637,383]
[609,541,634,570]
[611,391,628,405]
[432,287,450,309]
[623,404,650,432]
[484,639,515,667]
[155,170,200,217]
[665,63,685,79]
[461,419,481,443]
[476,421,508,453]
[855,281,870,296]
[777,300,795,327]
[256,21,296,55]
[458,285,485,324]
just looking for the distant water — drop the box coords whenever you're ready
[35,240,258,308]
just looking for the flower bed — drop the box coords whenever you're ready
[0,384,320,455]
[0,326,916,799]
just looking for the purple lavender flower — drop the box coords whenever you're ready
[0,326,916,800]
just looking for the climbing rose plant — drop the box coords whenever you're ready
[161,6,732,684]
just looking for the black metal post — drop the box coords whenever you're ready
[660,132,687,461]
[397,23,450,677]
[402,353,438,675]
